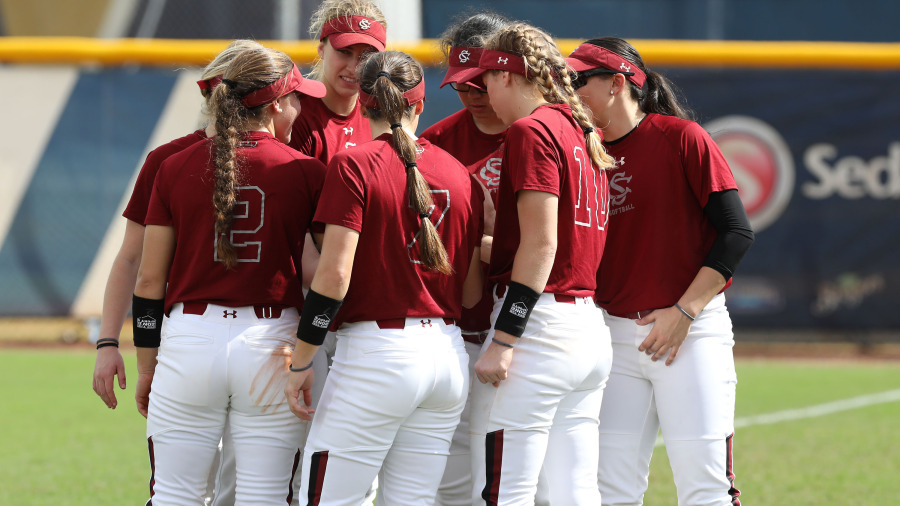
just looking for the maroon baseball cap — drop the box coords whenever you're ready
[566,44,646,88]
[241,63,326,107]
[320,15,386,52]
[440,46,485,88]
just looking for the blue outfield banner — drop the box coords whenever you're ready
[672,68,900,330]
[0,66,897,329]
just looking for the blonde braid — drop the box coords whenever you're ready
[559,74,614,169]
[512,25,614,170]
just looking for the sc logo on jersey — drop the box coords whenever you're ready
[704,116,794,233]
[609,172,632,207]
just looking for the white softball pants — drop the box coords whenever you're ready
[435,338,481,506]
[597,293,740,506]
[299,318,469,506]
[470,293,613,505]
[145,303,305,506]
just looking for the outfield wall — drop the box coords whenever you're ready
[1,39,898,330]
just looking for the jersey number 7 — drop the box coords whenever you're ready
[407,189,449,266]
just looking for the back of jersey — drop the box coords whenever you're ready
[146,132,326,312]
[314,136,483,326]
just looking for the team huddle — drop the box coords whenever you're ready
[90,1,755,505]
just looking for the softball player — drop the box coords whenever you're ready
[90,40,265,505]
[289,0,387,164]
[283,50,484,505]
[211,5,388,506]
[567,37,755,505]
[288,0,388,406]
[453,23,616,505]
[91,39,263,410]
[132,46,328,504]
[418,12,509,506]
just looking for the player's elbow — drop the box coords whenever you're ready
[134,269,166,299]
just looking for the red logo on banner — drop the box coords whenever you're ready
[705,116,795,233]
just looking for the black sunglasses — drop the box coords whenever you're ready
[449,82,487,94]
[571,68,634,90]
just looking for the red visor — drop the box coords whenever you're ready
[196,75,222,91]
[358,79,426,110]
[451,49,529,86]
[440,47,484,88]
[241,64,326,107]
[320,15,386,52]
[566,44,646,88]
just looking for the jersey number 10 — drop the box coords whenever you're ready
[573,147,609,230]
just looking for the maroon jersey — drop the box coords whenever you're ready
[420,108,505,166]
[489,104,608,297]
[466,145,503,205]
[422,110,505,334]
[146,131,327,313]
[123,129,206,225]
[595,113,737,314]
[288,94,371,165]
[314,134,484,327]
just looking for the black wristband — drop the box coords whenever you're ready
[297,289,343,346]
[96,338,119,350]
[132,295,165,348]
[493,281,541,338]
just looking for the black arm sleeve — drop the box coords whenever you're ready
[702,189,755,280]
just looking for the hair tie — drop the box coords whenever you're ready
[376,71,392,79]
[405,161,417,169]
[419,211,432,219]
[390,123,403,130]
[221,78,237,88]
[582,126,594,135]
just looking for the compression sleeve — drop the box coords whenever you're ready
[702,189,755,280]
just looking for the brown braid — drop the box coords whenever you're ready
[359,51,453,275]
[487,24,614,169]
[207,47,294,269]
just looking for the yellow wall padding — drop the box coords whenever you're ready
[2,37,900,69]
[0,0,110,36]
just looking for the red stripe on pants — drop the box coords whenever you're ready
[307,450,329,506]
[726,433,741,505]
[482,429,504,505]
[146,437,156,506]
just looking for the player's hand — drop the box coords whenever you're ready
[135,372,154,418]
[93,346,126,409]
[475,332,515,387]
[284,367,315,421]
[481,182,496,236]
[637,306,691,366]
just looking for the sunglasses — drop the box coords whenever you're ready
[449,82,487,94]
[571,68,634,90]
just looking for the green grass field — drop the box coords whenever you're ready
[1,349,898,505]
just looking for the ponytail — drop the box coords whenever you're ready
[360,52,452,274]
[641,69,695,121]
[209,83,242,269]
[207,47,295,270]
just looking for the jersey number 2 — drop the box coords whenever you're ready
[214,186,265,263]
